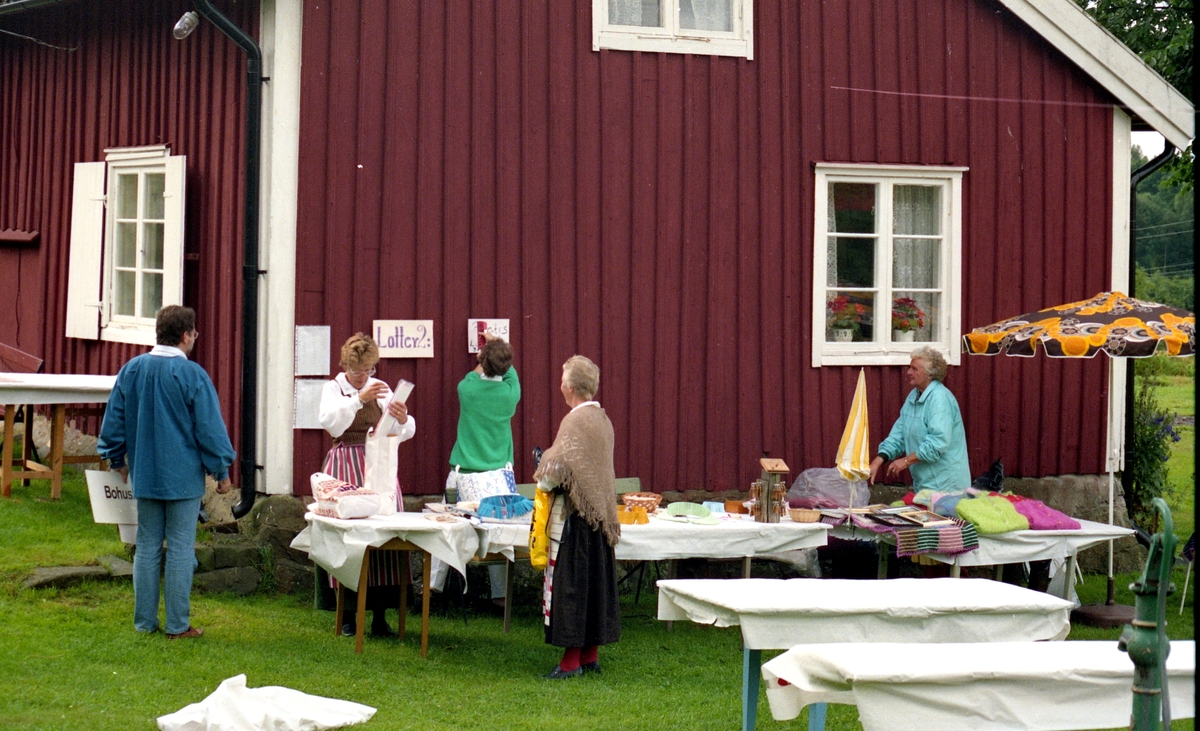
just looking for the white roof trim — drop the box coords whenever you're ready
[996,0,1193,150]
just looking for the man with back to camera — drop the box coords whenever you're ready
[98,305,236,639]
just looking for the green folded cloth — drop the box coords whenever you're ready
[955,495,1030,534]
[660,502,718,525]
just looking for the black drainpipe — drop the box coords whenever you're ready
[194,0,262,518]
[1120,144,1175,524]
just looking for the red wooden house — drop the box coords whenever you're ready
[0,0,1191,501]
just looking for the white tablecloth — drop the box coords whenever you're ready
[831,518,1134,566]
[762,640,1196,731]
[291,512,480,591]
[657,577,1072,649]
[0,373,116,404]
[464,514,829,563]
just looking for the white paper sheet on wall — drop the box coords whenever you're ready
[293,379,325,429]
[295,326,331,376]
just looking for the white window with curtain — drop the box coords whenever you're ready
[593,0,753,59]
[811,164,965,367]
[65,146,185,346]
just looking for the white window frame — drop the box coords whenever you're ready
[592,0,754,59]
[65,146,185,346]
[811,163,965,368]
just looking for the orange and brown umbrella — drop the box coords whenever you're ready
[961,291,1194,359]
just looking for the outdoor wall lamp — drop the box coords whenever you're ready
[172,11,200,40]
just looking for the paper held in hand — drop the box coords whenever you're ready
[373,379,414,436]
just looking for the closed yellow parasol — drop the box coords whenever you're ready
[835,369,871,484]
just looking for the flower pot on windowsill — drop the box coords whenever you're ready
[893,329,916,342]
[832,328,855,343]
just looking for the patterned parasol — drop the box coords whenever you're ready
[961,291,1194,359]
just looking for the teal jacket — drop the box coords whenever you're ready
[877,379,971,493]
[98,349,235,500]
[449,367,520,472]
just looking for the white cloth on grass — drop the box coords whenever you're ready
[157,674,375,731]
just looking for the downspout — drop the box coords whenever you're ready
[194,0,262,519]
[1120,144,1175,528]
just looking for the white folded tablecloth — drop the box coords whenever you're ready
[157,674,375,731]
[657,577,1072,649]
[762,640,1195,731]
[291,512,480,591]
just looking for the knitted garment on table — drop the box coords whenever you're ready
[1010,499,1081,530]
[533,405,620,547]
[956,495,1030,534]
[894,518,979,558]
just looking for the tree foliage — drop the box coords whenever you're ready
[1077,0,1194,191]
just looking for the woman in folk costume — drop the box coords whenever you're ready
[318,332,415,638]
[533,355,620,678]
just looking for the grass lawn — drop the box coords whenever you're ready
[1,472,1195,730]
[1137,371,1196,543]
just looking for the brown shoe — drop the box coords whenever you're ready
[166,626,204,640]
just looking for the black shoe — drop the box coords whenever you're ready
[371,623,397,639]
[581,661,601,674]
[341,622,356,637]
[543,665,582,680]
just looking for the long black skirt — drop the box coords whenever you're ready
[546,513,620,648]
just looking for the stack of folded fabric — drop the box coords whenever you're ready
[894,518,979,559]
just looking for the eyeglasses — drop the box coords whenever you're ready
[345,367,376,378]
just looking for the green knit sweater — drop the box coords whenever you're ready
[448,367,520,472]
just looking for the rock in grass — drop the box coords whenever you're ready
[97,554,133,578]
[23,566,110,589]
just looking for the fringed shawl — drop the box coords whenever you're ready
[534,404,620,546]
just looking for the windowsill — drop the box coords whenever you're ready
[99,325,156,347]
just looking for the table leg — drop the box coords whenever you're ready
[807,702,828,731]
[742,647,761,731]
[334,583,344,638]
[666,559,677,631]
[742,556,752,578]
[949,560,961,578]
[398,562,408,641]
[2,405,14,498]
[21,404,34,487]
[503,560,514,634]
[421,551,431,658]
[1063,554,1077,601]
[876,543,889,579]
[50,404,64,499]
[355,550,370,654]
[994,564,1004,581]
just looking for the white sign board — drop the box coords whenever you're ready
[294,325,331,376]
[467,319,511,353]
[373,320,434,358]
[85,469,138,524]
[293,379,325,429]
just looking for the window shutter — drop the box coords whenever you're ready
[162,154,186,306]
[65,162,106,340]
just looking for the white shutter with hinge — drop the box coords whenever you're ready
[162,154,186,307]
[65,162,107,340]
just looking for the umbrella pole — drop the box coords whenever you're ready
[1107,469,1116,605]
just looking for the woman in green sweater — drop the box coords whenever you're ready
[431,331,521,604]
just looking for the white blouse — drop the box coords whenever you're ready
[318,372,416,441]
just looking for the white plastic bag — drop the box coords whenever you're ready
[787,466,870,509]
[157,674,375,731]
[310,472,381,520]
[364,432,400,515]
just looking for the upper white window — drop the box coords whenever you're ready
[593,0,754,59]
[65,146,185,346]
[811,164,965,367]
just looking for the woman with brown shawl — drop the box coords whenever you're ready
[534,355,621,679]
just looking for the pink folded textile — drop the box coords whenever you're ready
[310,472,382,520]
[1011,498,1081,530]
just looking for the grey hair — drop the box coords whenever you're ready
[910,346,948,382]
[562,355,599,400]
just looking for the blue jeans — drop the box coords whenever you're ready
[134,497,201,634]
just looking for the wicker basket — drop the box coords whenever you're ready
[788,507,821,523]
[621,492,662,511]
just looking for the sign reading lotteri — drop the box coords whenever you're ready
[374,320,435,358]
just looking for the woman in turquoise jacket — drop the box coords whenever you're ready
[869,346,971,493]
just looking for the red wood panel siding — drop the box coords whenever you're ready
[294,0,1117,496]
[0,0,253,457]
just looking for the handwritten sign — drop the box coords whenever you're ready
[374,320,434,358]
[467,319,511,353]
